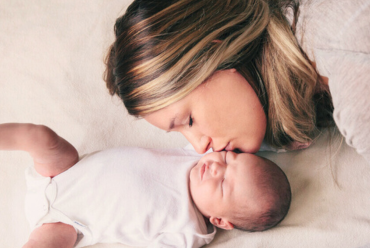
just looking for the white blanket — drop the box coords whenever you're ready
[1,1,370,247]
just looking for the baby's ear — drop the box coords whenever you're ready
[209,217,234,230]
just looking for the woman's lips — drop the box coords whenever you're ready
[214,142,230,152]
[224,142,233,151]
[205,142,211,152]
[216,142,233,152]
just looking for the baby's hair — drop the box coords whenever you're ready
[231,157,291,231]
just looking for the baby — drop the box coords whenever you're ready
[0,123,291,248]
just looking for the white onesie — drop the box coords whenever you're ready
[24,147,216,248]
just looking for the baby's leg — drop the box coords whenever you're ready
[0,123,79,177]
[23,222,77,248]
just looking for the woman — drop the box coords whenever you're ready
[104,0,370,163]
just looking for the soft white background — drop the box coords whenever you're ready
[1,1,370,247]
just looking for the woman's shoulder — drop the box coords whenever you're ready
[293,0,370,77]
[295,0,370,54]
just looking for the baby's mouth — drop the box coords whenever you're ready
[200,163,206,181]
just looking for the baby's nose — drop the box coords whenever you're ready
[210,163,221,177]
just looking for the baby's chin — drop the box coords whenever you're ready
[188,164,199,199]
[188,186,209,218]
[189,160,200,181]
[189,165,197,188]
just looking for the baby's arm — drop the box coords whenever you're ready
[0,123,78,177]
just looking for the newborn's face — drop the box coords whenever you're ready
[189,151,262,220]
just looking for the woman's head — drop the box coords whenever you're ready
[105,0,332,152]
[145,69,266,154]
[105,0,269,115]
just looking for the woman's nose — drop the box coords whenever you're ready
[182,131,211,154]
[196,135,212,154]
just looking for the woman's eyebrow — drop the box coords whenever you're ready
[167,117,176,132]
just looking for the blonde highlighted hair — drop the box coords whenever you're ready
[104,0,333,148]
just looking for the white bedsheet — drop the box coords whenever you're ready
[1,1,370,247]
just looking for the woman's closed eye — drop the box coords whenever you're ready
[188,115,193,127]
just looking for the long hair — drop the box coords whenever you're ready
[104,0,333,149]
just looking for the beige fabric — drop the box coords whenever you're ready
[295,0,370,164]
[1,1,370,247]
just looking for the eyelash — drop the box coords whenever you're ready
[188,115,193,127]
